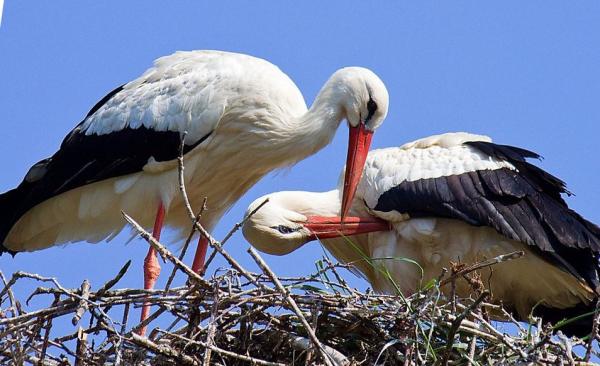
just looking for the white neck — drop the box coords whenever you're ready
[298,80,345,129]
[273,189,341,217]
[271,78,347,165]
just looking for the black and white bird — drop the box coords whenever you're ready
[243,132,600,335]
[0,50,389,332]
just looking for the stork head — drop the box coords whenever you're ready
[322,67,389,219]
[329,67,389,132]
[242,193,312,255]
[242,191,390,256]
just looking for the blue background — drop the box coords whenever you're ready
[0,0,599,353]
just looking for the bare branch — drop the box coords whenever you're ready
[248,247,335,366]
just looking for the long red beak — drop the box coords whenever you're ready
[342,123,373,220]
[304,216,390,241]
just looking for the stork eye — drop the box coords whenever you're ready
[366,98,378,122]
[271,225,297,234]
[367,99,377,113]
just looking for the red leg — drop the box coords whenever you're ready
[191,235,209,275]
[137,203,165,336]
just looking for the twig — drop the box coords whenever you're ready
[0,270,25,361]
[122,212,211,289]
[177,131,196,221]
[585,299,600,361]
[468,331,477,365]
[165,199,207,291]
[442,291,489,366]
[204,233,269,292]
[440,251,524,287]
[248,247,335,366]
[72,280,91,326]
[74,327,88,366]
[120,302,130,335]
[96,261,131,297]
[0,270,21,316]
[129,333,198,365]
[38,314,53,366]
[288,335,350,366]
[203,198,270,272]
[558,332,576,365]
[130,307,168,336]
[1,271,121,339]
[164,331,287,366]
[202,282,219,366]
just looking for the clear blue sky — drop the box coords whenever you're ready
[1,1,599,342]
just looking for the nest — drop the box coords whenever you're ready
[1,149,599,365]
[1,212,599,365]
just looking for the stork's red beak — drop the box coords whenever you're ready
[305,216,390,241]
[341,123,373,219]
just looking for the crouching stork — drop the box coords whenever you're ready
[243,132,600,336]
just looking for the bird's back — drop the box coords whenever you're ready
[0,50,308,253]
[82,50,307,140]
[350,132,600,335]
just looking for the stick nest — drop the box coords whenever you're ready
[1,237,599,365]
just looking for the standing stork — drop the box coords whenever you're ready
[243,132,600,336]
[0,50,389,333]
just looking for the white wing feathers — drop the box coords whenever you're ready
[358,132,516,209]
[80,51,243,143]
[398,131,491,150]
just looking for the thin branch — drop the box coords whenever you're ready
[96,260,131,297]
[442,291,489,366]
[202,282,219,366]
[440,251,524,287]
[129,333,198,365]
[122,211,211,289]
[203,197,270,272]
[72,280,91,326]
[177,131,196,221]
[585,298,600,362]
[248,247,335,366]
[164,331,287,366]
[165,198,207,291]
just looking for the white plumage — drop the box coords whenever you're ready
[1,49,389,334]
[243,132,600,334]
[357,133,516,210]
[82,51,299,142]
[1,50,388,253]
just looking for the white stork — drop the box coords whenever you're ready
[0,50,389,332]
[243,132,600,336]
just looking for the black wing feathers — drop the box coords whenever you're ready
[374,141,600,289]
[465,140,541,162]
[0,189,22,255]
[466,141,571,200]
[0,86,213,251]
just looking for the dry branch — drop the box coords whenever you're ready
[248,247,335,366]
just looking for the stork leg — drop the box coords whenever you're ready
[138,203,165,336]
[191,235,209,275]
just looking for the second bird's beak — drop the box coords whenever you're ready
[341,123,373,220]
[304,216,390,241]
